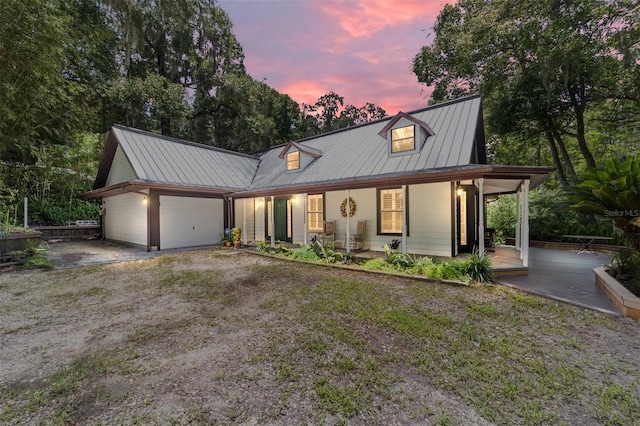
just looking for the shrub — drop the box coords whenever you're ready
[609,249,640,297]
[457,250,496,283]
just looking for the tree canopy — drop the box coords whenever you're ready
[413,0,640,187]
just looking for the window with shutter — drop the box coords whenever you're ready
[307,194,324,232]
[379,188,403,234]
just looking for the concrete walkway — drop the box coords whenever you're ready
[498,247,621,316]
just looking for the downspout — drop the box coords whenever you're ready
[478,178,485,256]
[401,184,407,255]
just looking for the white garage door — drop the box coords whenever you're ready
[159,196,224,249]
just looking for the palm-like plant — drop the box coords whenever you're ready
[569,156,640,251]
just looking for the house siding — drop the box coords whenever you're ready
[234,198,256,244]
[407,182,452,257]
[103,192,147,246]
[106,145,136,186]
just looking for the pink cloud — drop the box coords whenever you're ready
[313,0,446,38]
[279,80,329,106]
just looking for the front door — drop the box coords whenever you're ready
[274,197,289,242]
[266,197,292,242]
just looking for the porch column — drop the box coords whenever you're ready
[346,189,351,254]
[401,185,407,255]
[270,195,275,248]
[515,187,521,251]
[243,199,247,245]
[478,178,485,256]
[522,179,530,267]
[303,193,308,245]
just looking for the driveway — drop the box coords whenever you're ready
[44,239,167,268]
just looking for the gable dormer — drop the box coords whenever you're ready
[278,141,322,172]
[378,111,435,156]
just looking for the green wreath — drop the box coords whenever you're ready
[340,197,356,217]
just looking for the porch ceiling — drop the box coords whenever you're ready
[483,178,523,195]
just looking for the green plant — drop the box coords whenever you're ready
[256,239,270,252]
[609,249,640,296]
[457,250,496,283]
[231,227,241,242]
[570,155,640,251]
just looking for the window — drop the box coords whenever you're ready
[379,188,403,234]
[286,151,300,170]
[266,199,272,237]
[307,194,324,232]
[391,125,415,153]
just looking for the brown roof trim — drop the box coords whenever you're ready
[377,111,435,139]
[229,165,554,198]
[84,180,237,199]
[93,131,121,190]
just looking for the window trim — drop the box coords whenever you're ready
[306,193,325,233]
[286,151,300,171]
[390,125,416,154]
[376,187,409,236]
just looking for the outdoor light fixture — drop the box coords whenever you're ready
[143,196,147,205]
[456,185,464,196]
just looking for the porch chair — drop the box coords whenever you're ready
[319,221,336,246]
[349,220,367,251]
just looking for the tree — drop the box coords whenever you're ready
[0,0,70,161]
[103,0,245,138]
[413,0,640,187]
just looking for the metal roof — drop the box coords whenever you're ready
[248,96,485,191]
[101,125,259,191]
[89,96,545,199]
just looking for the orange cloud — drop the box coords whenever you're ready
[279,80,329,106]
[313,0,447,38]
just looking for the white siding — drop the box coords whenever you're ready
[254,198,266,242]
[407,182,452,256]
[159,196,223,249]
[234,198,256,244]
[291,194,306,245]
[106,145,136,186]
[325,188,375,250]
[103,192,147,246]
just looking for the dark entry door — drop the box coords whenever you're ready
[457,185,477,253]
[274,197,289,242]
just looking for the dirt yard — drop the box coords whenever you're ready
[1,249,639,424]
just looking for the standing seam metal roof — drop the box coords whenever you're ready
[104,96,483,193]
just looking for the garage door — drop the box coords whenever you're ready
[159,196,224,249]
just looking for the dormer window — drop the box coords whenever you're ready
[378,111,435,157]
[286,151,300,171]
[391,125,415,153]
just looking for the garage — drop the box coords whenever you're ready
[159,196,224,249]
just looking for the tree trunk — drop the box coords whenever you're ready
[568,85,596,168]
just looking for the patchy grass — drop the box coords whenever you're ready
[0,249,638,424]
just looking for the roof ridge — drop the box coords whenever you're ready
[112,124,259,160]
[265,94,482,148]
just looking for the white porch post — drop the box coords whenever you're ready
[515,187,522,251]
[401,185,407,255]
[243,199,247,245]
[478,178,485,256]
[270,195,275,248]
[522,179,530,267]
[346,189,351,254]
[303,193,308,245]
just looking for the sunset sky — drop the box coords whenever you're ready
[217,0,449,115]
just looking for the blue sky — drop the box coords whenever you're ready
[217,0,449,114]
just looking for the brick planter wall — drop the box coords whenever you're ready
[0,232,42,256]
[594,266,640,320]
